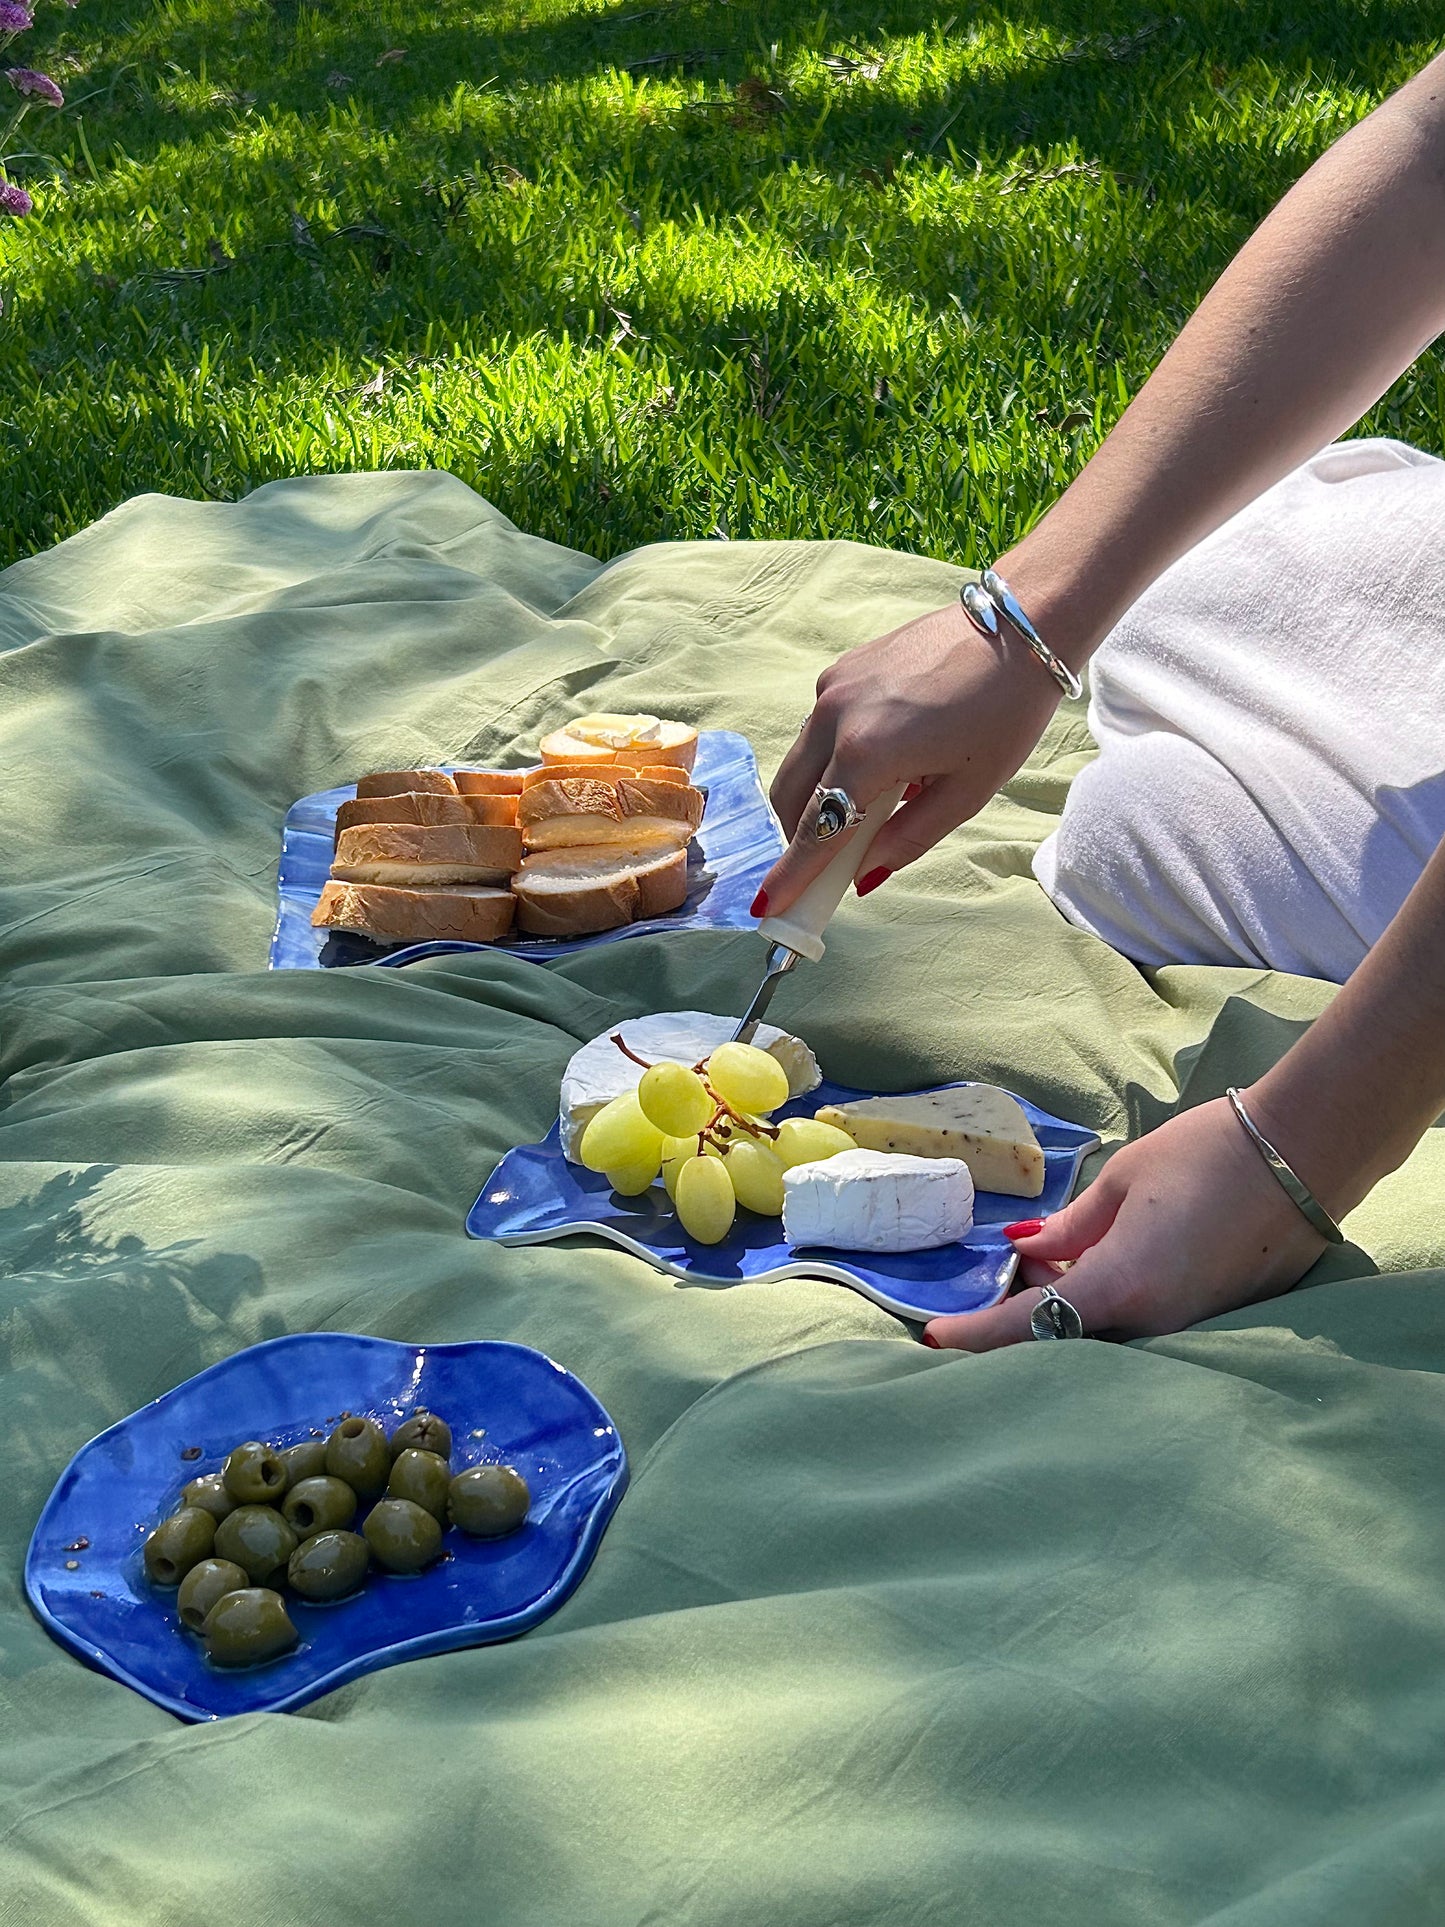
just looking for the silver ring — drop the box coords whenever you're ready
[812,784,864,841]
[1029,1283,1084,1340]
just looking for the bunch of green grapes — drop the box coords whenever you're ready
[577,1043,855,1244]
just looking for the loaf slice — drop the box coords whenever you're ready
[452,770,526,796]
[520,761,688,790]
[538,715,698,773]
[332,822,523,886]
[512,844,689,937]
[334,790,517,846]
[311,880,515,945]
[354,768,459,799]
[519,774,704,853]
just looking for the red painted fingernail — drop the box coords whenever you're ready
[749,889,769,917]
[855,867,891,898]
[903,781,924,802]
[1003,1218,1044,1240]
[920,1331,941,1349]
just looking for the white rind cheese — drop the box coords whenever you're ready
[781,1149,975,1253]
[814,1084,1045,1200]
[559,1011,822,1161]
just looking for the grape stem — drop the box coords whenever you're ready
[609,1033,655,1070]
[704,1097,780,1141]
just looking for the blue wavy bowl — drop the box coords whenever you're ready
[25,1333,627,1721]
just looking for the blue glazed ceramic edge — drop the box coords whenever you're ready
[24,1333,629,1722]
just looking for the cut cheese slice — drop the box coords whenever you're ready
[782,1150,975,1253]
[559,1011,822,1162]
[814,1084,1045,1199]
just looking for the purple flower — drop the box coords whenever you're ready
[0,3,35,30]
[6,66,63,106]
[0,179,32,215]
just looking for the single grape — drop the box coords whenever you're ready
[636,1060,714,1137]
[605,1148,664,1195]
[661,1134,699,1200]
[704,1042,790,1116]
[724,1137,785,1215]
[774,1116,858,1170]
[579,1091,663,1174]
[674,1154,737,1244]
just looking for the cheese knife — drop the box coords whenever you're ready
[732,783,907,1044]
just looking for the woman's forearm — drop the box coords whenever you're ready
[1245,841,1445,1216]
[1000,51,1445,662]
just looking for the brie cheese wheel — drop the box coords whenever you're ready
[814,1084,1045,1200]
[559,1011,822,1161]
[781,1149,975,1253]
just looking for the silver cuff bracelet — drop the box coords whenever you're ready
[1225,1087,1344,1244]
[959,568,1084,701]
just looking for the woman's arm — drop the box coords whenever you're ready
[761,49,1445,911]
[927,833,1445,1349]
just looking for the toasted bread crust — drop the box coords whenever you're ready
[512,846,688,936]
[332,821,522,884]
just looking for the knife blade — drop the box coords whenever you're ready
[732,783,907,1043]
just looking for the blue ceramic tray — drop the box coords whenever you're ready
[269,729,780,969]
[25,1333,627,1722]
[468,1083,1101,1322]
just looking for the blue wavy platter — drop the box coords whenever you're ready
[25,1333,627,1722]
[269,728,780,969]
[468,1082,1101,1322]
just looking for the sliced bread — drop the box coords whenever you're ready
[311,880,515,944]
[452,769,527,796]
[334,790,517,845]
[332,822,523,886]
[512,843,689,937]
[519,774,704,853]
[354,768,459,799]
[539,715,698,773]
[520,760,688,789]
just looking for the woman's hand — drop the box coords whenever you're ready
[758,597,1063,915]
[922,1095,1329,1350]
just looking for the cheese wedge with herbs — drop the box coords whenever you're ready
[814,1084,1045,1199]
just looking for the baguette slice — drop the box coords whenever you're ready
[355,768,459,799]
[520,775,704,853]
[539,715,698,773]
[312,880,515,945]
[332,822,523,886]
[335,790,517,846]
[452,769,527,797]
[512,843,689,937]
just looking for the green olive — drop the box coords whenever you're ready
[282,1476,357,1539]
[177,1557,250,1631]
[179,1473,236,1521]
[386,1449,451,1521]
[448,1465,531,1539]
[222,1440,289,1506]
[213,1504,298,1584]
[287,1530,370,1602]
[389,1411,452,1460]
[278,1438,329,1484]
[363,1498,443,1573]
[325,1416,390,1498]
[143,1506,217,1587]
[202,1588,298,1667]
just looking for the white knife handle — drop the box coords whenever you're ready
[757,784,907,963]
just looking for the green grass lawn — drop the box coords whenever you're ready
[3,0,1441,569]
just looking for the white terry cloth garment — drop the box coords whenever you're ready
[1033,437,1445,984]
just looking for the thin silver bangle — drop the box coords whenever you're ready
[959,569,1084,701]
[1225,1087,1344,1244]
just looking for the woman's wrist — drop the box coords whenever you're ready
[989,527,1126,674]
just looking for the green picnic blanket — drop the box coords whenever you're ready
[3,474,1445,1927]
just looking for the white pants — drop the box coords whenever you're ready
[1033,439,1445,984]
